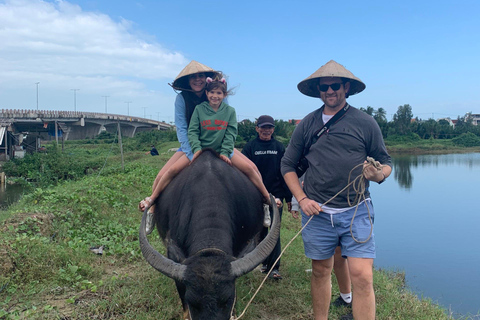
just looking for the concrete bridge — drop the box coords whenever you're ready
[0,109,174,160]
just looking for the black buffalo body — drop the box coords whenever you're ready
[139,149,280,320]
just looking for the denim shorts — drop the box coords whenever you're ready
[178,147,233,159]
[301,200,376,260]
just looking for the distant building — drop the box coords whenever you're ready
[289,119,302,125]
[471,114,480,126]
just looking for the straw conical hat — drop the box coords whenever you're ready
[297,60,366,98]
[171,60,217,91]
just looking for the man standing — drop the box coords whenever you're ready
[242,115,292,280]
[281,60,392,320]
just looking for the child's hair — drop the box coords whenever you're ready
[205,72,233,96]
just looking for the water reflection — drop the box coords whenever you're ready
[0,183,28,210]
[373,152,480,318]
[392,156,415,189]
[392,153,480,189]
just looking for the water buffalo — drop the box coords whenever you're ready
[139,149,280,320]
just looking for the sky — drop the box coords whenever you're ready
[1,0,479,124]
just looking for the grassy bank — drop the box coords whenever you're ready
[385,136,480,155]
[0,142,456,319]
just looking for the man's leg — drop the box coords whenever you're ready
[333,246,351,298]
[311,257,334,320]
[265,200,283,277]
[347,257,375,320]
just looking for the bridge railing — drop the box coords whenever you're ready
[0,109,172,127]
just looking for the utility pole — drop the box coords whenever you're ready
[35,82,40,110]
[125,101,132,116]
[156,112,161,121]
[71,89,79,112]
[102,95,110,113]
[117,122,124,171]
[142,107,147,118]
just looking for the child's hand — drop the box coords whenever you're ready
[191,151,201,163]
[220,154,232,165]
[138,197,152,212]
[291,210,299,219]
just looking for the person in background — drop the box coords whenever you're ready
[281,60,392,320]
[242,115,292,279]
[148,145,159,156]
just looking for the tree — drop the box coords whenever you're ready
[392,104,413,135]
[420,119,438,139]
[374,107,387,123]
[437,119,454,139]
[237,119,257,144]
[360,106,375,116]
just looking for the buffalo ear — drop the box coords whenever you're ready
[168,242,187,263]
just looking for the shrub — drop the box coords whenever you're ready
[2,144,104,187]
[385,133,421,144]
[452,132,480,147]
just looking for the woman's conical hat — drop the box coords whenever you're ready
[297,60,366,98]
[170,60,217,91]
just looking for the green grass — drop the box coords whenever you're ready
[385,137,480,154]
[0,141,471,319]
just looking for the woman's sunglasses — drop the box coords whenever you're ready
[319,83,343,92]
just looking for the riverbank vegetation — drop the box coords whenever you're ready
[0,136,462,319]
[237,104,480,153]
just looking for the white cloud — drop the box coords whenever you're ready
[0,0,187,119]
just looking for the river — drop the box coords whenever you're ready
[371,152,480,319]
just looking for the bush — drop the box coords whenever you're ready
[452,132,480,147]
[123,130,177,151]
[2,144,104,187]
[385,133,421,144]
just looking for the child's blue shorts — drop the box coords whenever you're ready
[301,200,376,260]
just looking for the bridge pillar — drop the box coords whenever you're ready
[120,125,136,138]
[66,124,103,140]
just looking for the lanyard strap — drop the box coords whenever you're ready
[310,103,350,146]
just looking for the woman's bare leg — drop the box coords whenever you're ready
[139,153,189,211]
[146,151,185,213]
[150,155,190,203]
[152,151,185,191]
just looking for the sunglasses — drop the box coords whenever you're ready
[319,83,343,92]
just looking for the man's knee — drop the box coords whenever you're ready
[348,258,373,291]
[350,268,373,291]
[311,259,334,279]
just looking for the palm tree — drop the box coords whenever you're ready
[374,107,387,123]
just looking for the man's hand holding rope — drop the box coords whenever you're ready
[363,157,390,183]
[298,197,322,217]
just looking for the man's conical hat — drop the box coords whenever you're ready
[297,60,366,98]
[171,60,217,91]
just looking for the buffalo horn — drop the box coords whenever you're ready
[138,208,186,281]
[230,194,281,277]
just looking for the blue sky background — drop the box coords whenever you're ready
[1,0,479,123]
